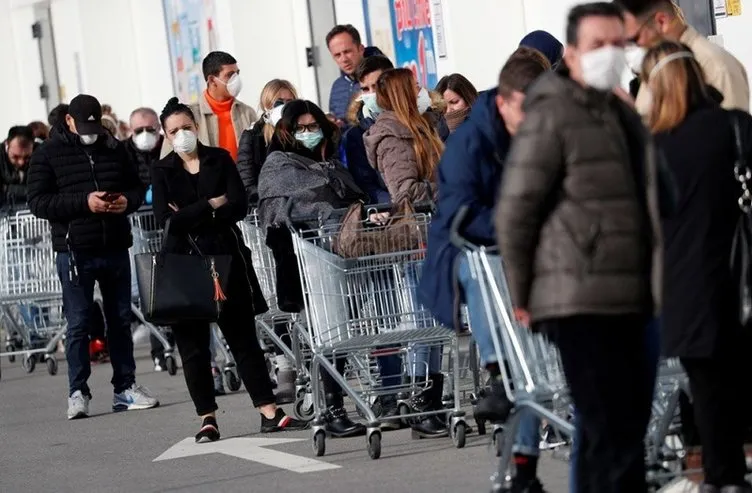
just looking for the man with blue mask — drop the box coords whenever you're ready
[341,55,394,205]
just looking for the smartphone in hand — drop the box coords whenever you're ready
[103,192,122,202]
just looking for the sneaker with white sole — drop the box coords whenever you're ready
[113,384,159,412]
[67,390,90,420]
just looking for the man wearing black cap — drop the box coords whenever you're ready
[28,94,159,420]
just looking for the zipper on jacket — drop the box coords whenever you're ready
[86,152,107,246]
[230,228,256,312]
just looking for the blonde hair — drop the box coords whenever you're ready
[641,41,708,133]
[376,68,444,181]
[259,79,298,143]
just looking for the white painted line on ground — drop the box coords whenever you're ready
[154,437,341,473]
[657,478,699,493]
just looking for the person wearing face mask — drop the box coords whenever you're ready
[28,93,159,420]
[150,97,308,442]
[342,55,394,204]
[237,79,298,205]
[615,0,749,116]
[420,50,551,492]
[495,3,676,491]
[258,99,367,439]
[643,40,752,493]
[435,74,479,134]
[161,51,256,162]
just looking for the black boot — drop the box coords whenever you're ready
[410,373,448,438]
[324,393,366,438]
[474,375,513,423]
[378,394,402,431]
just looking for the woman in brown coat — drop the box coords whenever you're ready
[363,67,447,438]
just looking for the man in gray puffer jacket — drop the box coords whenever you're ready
[495,3,674,492]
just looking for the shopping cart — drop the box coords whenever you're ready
[449,208,572,492]
[129,207,239,384]
[0,210,66,379]
[290,210,467,460]
[237,210,313,419]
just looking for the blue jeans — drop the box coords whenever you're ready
[568,316,661,492]
[457,256,541,457]
[56,250,136,397]
[403,262,441,376]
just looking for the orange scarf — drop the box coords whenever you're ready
[204,90,238,161]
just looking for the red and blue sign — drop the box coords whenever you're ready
[389,0,438,89]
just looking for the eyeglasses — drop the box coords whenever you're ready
[132,126,158,135]
[295,123,320,133]
[627,15,655,44]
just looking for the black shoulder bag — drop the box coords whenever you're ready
[729,113,752,329]
[135,219,233,325]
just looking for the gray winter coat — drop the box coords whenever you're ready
[257,150,365,229]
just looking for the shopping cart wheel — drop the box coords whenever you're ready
[46,356,58,376]
[6,346,15,363]
[367,431,381,460]
[293,395,314,422]
[165,356,178,376]
[493,428,503,457]
[312,430,326,457]
[451,421,467,449]
[22,354,36,373]
[476,419,487,436]
[225,370,241,392]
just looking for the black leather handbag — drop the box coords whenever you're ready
[135,219,232,325]
[730,114,752,329]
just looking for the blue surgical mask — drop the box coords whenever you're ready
[295,130,324,150]
[359,92,382,120]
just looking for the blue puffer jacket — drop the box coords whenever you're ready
[341,109,390,204]
[417,90,511,327]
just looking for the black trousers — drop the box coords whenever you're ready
[172,269,275,416]
[544,315,653,493]
[681,349,747,487]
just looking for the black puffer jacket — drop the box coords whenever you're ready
[236,121,267,205]
[27,126,143,252]
[0,146,29,207]
[124,135,163,187]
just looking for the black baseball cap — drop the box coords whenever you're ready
[68,94,104,134]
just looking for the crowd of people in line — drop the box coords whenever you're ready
[2,0,752,491]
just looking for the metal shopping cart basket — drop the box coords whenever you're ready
[0,210,67,379]
[290,209,468,460]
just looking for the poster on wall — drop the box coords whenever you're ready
[163,0,217,104]
[389,0,438,89]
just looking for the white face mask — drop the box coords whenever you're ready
[133,130,159,151]
[625,45,646,75]
[580,45,627,91]
[218,73,243,98]
[79,134,98,146]
[263,104,285,127]
[417,87,432,114]
[173,129,197,154]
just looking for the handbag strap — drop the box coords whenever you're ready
[731,113,752,213]
[161,217,206,257]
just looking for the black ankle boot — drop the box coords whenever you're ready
[324,393,366,438]
[474,375,513,423]
[410,373,448,438]
[378,394,402,431]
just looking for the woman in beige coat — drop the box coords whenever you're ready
[363,67,446,438]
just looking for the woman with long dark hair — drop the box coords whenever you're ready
[151,97,308,442]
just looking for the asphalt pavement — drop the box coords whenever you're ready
[0,347,571,493]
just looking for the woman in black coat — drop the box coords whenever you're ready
[644,42,752,491]
[151,98,308,442]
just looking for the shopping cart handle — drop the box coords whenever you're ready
[449,205,472,248]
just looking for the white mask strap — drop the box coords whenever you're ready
[648,51,694,82]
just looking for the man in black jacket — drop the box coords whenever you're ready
[1,125,34,207]
[28,94,159,420]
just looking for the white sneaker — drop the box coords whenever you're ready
[67,390,90,420]
[113,384,159,412]
[153,357,164,372]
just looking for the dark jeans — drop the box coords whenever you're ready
[172,269,275,416]
[681,345,748,487]
[545,315,653,493]
[150,331,174,360]
[56,250,136,397]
